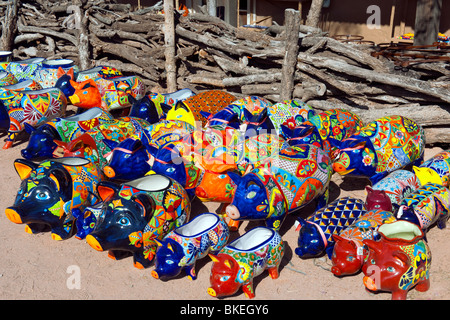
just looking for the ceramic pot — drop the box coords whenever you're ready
[7,57,45,81]
[362,220,431,300]
[0,51,13,71]
[35,59,79,88]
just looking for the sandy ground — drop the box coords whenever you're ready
[0,119,449,304]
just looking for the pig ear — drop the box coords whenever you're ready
[154,239,163,248]
[97,181,120,202]
[200,110,212,120]
[133,192,155,221]
[280,124,293,139]
[365,185,373,194]
[14,158,38,180]
[208,254,220,263]
[102,138,119,151]
[332,234,344,243]
[49,168,71,192]
[362,239,382,255]
[67,67,75,80]
[327,137,342,149]
[23,122,36,135]
[227,171,242,185]
[393,250,410,266]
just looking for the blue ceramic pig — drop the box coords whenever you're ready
[151,212,230,281]
[225,144,333,230]
[21,107,114,160]
[282,108,363,158]
[128,89,194,124]
[295,197,367,259]
[396,183,450,232]
[5,157,102,240]
[86,174,191,269]
[331,115,425,185]
[103,120,195,181]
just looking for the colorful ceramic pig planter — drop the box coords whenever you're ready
[331,209,396,277]
[34,59,79,88]
[0,87,67,149]
[5,157,101,240]
[21,107,114,160]
[362,220,431,300]
[366,169,422,212]
[396,183,449,232]
[295,197,367,259]
[103,120,195,181]
[207,226,284,299]
[128,89,195,124]
[72,202,103,240]
[226,144,333,230]
[151,212,230,281]
[331,115,425,185]
[413,150,450,187]
[6,57,46,81]
[86,174,191,269]
[283,109,363,157]
[54,117,150,170]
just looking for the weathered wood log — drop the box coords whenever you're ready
[298,52,450,104]
[1,0,19,51]
[18,23,78,45]
[163,0,177,92]
[280,9,300,100]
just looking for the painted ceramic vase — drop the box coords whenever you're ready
[34,59,79,88]
[295,197,367,259]
[5,157,102,240]
[226,144,333,230]
[152,212,230,281]
[396,182,449,231]
[0,71,18,87]
[331,209,396,276]
[331,115,425,185]
[413,150,450,187]
[7,57,45,81]
[86,174,191,269]
[367,169,422,211]
[166,90,236,128]
[208,226,284,299]
[103,120,195,181]
[1,87,67,149]
[21,107,114,160]
[362,220,431,300]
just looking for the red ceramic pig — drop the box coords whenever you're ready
[331,209,396,277]
[207,226,284,299]
[362,220,431,300]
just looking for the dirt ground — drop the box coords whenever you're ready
[0,120,449,303]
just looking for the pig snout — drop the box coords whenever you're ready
[5,208,23,224]
[331,266,342,276]
[225,204,240,220]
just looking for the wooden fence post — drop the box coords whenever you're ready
[1,0,19,51]
[280,9,300,101]
[164,0,177,92]
[414,0,442,46]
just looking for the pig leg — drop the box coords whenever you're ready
[436,203,449,229]
[242,281,256,299]
[2,131,16,149]
[133,250,154,269]
[185,263,197,281]
[415,277,430,293]
[50,220,76,241]
[266,214,285,231]
[268,265,280,279]
[25,223,50,234]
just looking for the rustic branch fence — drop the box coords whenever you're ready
[1,0,449,145]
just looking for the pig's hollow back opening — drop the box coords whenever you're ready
[126,174,171,192]
[174,213,219,237]
[228,227,275,252]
